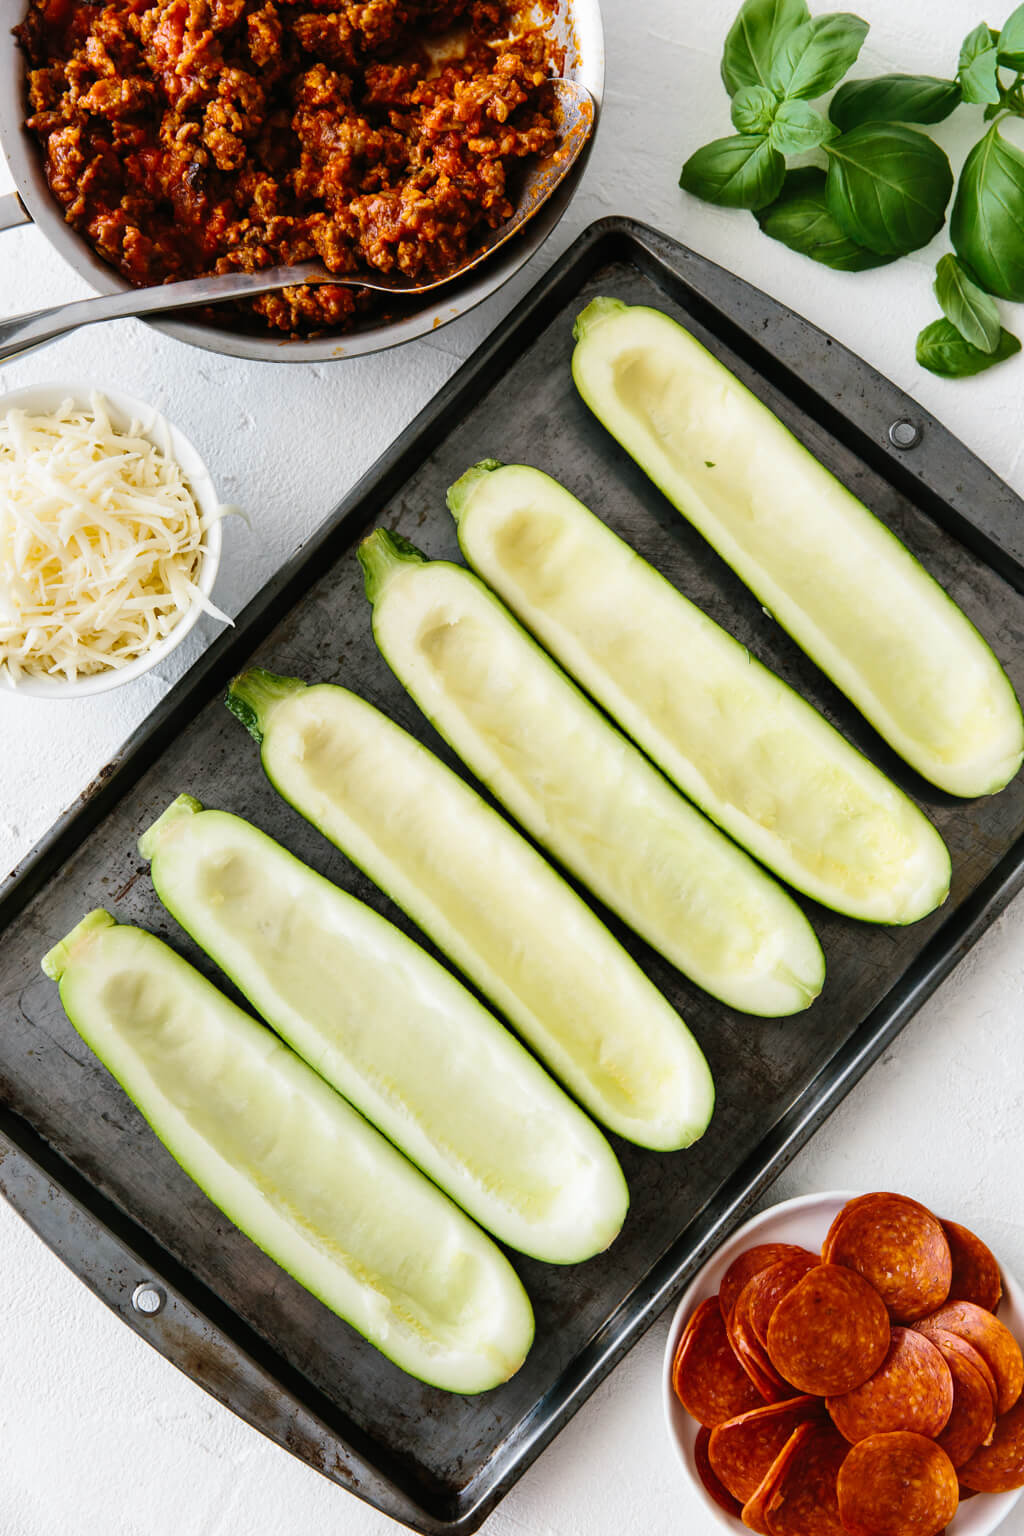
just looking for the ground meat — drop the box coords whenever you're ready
[15,0,560,335]
[78,74,157,117]
[292,11,360,66]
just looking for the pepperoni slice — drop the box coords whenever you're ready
[940,1218,1003,1313]
[719,1244,815,1329]
[826,1328,952,1443]
[673,1297,765,1427]
[708,1397,821,1503]
[728,1255,822,1405]
[760,1420,849,1535]
[836,1433,959,1536]
[731,1279,802,1403]
[694,1424,743,1516]
[925,1327,999,1413]
[823,1194,951,1324]
[831,1191,939,1219]
[959,1395,1024,1493]
[934,1341,996,1468]
[914,1300,1024,1414]
[742,1425,813,1536]
[821,1193,934,1270]
[766,1265,890,1397]
[746,1255,821,1349]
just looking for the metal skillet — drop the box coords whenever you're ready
[0,2,604,363]
[0,79,593,365]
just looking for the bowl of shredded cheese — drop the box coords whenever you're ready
[0,384,229,696]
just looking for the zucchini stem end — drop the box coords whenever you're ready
[226,668,307,743]
[358,529,428,603]
[41,909,116,981]
[139,793,204,861]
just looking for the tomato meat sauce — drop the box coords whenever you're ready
[16,0,562,334]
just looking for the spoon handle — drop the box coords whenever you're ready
[0,262,329,364]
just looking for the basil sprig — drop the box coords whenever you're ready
[770,99,837,154]
[934,254,1002,353]
[721,0,811,94]
[732,84,779,134]
[681,0,1024,380]
[999,2,1024,68]
[917,319,1021,378]
[823,126,953,255]
[755,168,896,269]
[766,12,868,99]
[951,122,1024,301]
[959,23,1002,104]
[680,135,786,210]
[828,75,961,131]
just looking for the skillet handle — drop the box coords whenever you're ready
[0,294,129,363]
[0,193,31,233]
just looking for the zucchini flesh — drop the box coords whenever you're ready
[358,532,825,1018]
[571,299,1024,800]
[449,461,951,925]
[41,912,534,1394]
[139,797,627,1264]
[226,672,714,1152]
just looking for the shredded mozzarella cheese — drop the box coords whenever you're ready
[0,394,230,685]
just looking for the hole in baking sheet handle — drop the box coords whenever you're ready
[132,1281,166,1317]
[0,194,31,234]
[889,418,922,450]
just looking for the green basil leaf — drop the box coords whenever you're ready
[959,21,1001,103]
[999,3,1024,68]
[984,99,1005,119]
[680,135,786,210]
[951,122,1024,300]
[756,167,898,268]
[721,0,811,94]
[916,317,1021,376]
[934,253,1002,352]
[732,84,780,134]
[767,12,869,100]
[829,74,961,130]
[824,124,954,254]
[768,99,837,153]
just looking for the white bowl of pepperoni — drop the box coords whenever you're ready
[663,1191,1024,1536]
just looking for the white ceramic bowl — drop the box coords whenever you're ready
[663,1190,1024,1536]
[0,383,223,698]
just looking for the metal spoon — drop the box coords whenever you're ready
[0,80,593,365]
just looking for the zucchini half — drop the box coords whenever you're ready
[225,671,714,1152]
[358,531,825,1018]
[571,298,1024,800]
[42,912,534,1394]
[140,798,627,1264]
[448,461,951,925]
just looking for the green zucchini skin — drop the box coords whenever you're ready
[225,672,715,1152]
[139,796,628,1265]
[448,461,951,926]
[571,298,1024,800]
[41,912,535,1394]
[357,530,825,1019]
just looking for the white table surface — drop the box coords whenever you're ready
[3,2,1024,1532]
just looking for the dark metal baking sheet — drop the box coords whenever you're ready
[3,218,1024,1535]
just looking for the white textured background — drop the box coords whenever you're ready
[3,1,1024,1532]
